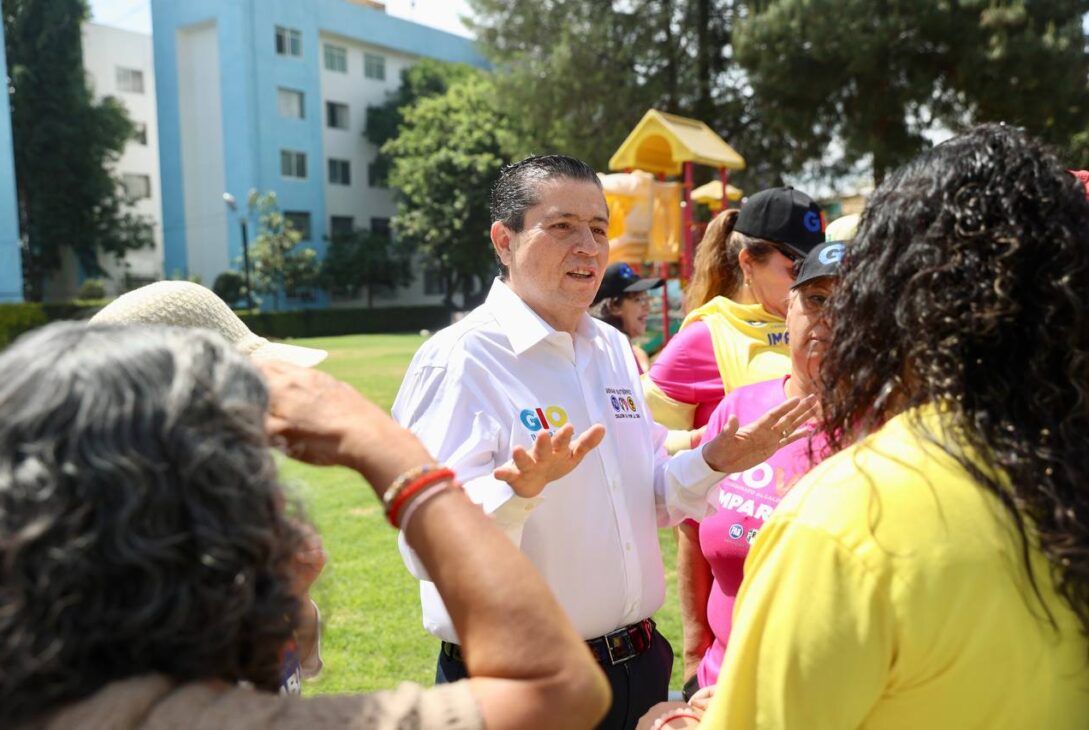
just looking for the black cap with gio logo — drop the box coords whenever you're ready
[791,239,847,289]
[735,186,826,257]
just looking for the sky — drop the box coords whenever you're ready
[86,0,475,38]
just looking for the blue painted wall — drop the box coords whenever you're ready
[152,0,485,303]
[0,0,23,302]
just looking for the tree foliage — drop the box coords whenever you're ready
[212,270,246,308]
[734,0,1089,181]
[321,226,413,307]
[4,0,153,300]
[365,59,479,186]
[247,192,319,311]
[467,0,791,189]
[381,68,513,308]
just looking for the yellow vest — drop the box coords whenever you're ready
[681,296,790,393]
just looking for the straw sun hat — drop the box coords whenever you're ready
[90,281,328,368]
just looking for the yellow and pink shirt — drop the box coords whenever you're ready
[644,296,790,432]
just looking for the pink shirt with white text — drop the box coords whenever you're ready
[696,376,822,688]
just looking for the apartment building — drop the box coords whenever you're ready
[151,0,485,306]
[0,13,21,303]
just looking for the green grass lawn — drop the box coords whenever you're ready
[284,333,684,695]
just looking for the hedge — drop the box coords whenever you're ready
[0,301,112,348]
[0,301,453,348]
[240,306,452,339]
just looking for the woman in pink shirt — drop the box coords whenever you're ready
[683,238,847,695]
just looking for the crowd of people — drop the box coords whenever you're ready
[2,122,1088,729]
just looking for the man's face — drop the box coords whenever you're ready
[786,277,836,390]
[492,178,610,331]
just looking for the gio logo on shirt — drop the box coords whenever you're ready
[520,405,569,432]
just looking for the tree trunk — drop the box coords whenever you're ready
[695,0,712,123]
[662,0,679,112]
[441,268,457,310]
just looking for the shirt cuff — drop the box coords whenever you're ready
[464,476,543,545]
[667,447,727,520]
[299,600,323,679]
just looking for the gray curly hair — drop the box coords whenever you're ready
[0,322,304,725]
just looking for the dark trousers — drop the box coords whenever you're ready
[435,628,674,730]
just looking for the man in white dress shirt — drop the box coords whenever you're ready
[393,155,813,730]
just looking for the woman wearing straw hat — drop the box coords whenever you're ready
[2,322,610,729]
[90,279,328,694]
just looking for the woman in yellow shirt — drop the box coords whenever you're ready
[647,124,1089,729]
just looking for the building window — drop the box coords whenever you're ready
[330,215,355,237]
[324,44,347,72]
[122,173,151,200]
[424,268,445,296]
[277,87,305,119]
[133,122,148,145]
[368,160,388,188]
[280,149,307,179]
[328,158,351,186]
[275,26,302,57]
[364,53,386,81]
[371,217,391,239]
[285,211,312,241]
[325,101,349,130]
[116,67,144,93]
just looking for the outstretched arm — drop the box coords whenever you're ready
[261,362,611,730]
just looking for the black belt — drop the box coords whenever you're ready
[441,618,655,668]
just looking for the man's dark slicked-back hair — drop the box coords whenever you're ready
[490,154,601,232]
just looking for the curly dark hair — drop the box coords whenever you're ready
[819,123,1089,635]
[0,322,304,725]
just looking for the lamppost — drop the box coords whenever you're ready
[222,192,254,310]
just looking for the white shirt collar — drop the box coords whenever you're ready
[485,278,599,356]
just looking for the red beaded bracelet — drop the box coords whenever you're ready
[387,467,456,528]
[651,709,701,729]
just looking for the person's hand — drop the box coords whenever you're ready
[687,684,717,714]
[494,423,606,498]
[689,426,706,449]
[290,521,328,598]
[700,394,818,474]
[259,361,432,494]
[636,702,701,730]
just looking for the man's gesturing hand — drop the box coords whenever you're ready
[494,423,607,498]
[700,395,818,474]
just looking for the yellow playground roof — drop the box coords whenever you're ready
[608,109,746,175]
[691,179,744,206]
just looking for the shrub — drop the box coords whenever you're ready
[77,278,107,300]
[0,304,48,348]
[213,271,246,306]
[240,305,451,339]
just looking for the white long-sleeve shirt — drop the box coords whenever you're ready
[393,279,724,642]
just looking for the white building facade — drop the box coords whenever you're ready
[46,22,164,299]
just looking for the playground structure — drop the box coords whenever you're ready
[601,109,746,346]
